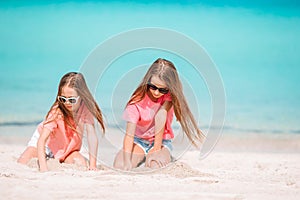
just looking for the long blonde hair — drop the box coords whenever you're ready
[127,58,204,146]
[45,72,105,133]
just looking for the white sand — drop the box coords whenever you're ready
[0,130,299,200]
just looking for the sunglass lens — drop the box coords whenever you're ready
[58,96,66,103]
[148,84,157,90]
[159,88,169,94]
[69,98,77,104]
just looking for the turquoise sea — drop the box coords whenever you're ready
[0,0,300,136]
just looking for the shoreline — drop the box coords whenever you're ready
[1,125,299,152]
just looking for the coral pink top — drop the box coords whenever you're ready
[37,103,94,162]
[123,93,174,142]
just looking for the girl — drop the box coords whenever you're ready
[17,72,105,172]
[113,58,204,170]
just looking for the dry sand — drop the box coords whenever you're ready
[0,128,299,200]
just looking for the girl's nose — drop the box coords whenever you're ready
[154,89,160,96]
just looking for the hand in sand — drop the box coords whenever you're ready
[145,148,170,168]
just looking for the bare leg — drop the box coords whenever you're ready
[17,146,38,164]
[64,151,87,167]
[113,144,145,169]
[131,144,146,168]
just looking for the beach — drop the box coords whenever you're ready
[1,127,299,200]
[1,1,300,200]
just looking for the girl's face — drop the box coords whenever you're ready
[147,76,168,101]
[59,86,81,112]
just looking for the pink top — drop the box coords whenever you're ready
[37,102,94,162]
[123,93,174,142]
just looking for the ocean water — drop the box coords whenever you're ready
[0,0,300,135]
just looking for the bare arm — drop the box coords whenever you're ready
[86,123,98,170]
[37,128,51,172]
[153,101,172,151]
[122,122,136,170]
[145,101,172,168]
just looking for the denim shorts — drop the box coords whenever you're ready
[134,136,173,154]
